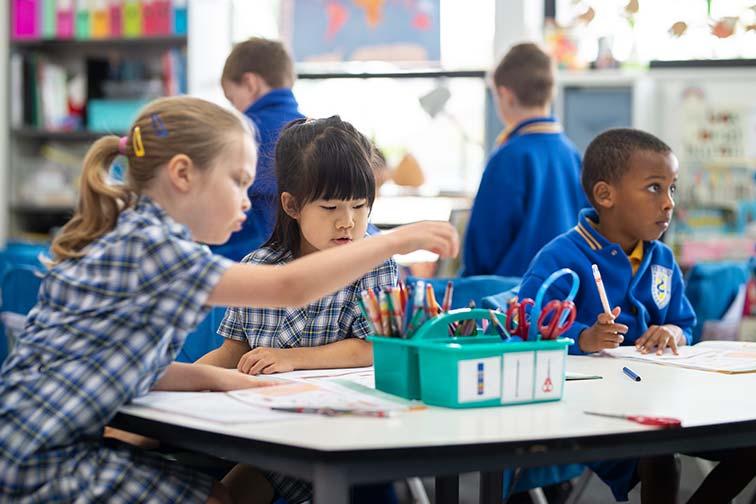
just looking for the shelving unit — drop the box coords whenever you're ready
[6,3,188,241]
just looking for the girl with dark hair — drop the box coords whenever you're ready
[198,116,401,504]
[199,116,395,376]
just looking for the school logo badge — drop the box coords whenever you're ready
[651,265,672,309]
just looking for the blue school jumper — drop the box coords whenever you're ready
[463,117,587,277]
[211,89,305,261]
[519,207,696,354]
[0,197,233,502]
[518,208,697,502]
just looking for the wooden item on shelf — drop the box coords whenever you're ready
[391,153,425,187]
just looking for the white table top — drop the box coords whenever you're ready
[119,356,756,453]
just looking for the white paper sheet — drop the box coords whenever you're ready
[129,391,303,424]
[601,341,756,373]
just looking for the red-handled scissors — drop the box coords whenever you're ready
[505,298,534,339]
[584,411,682,428]
[537,300,576,340]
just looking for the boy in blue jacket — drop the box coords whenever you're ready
[463,42,587,277]
[213,37,305,260]
[520,128,695,355]
[520,128,691,502]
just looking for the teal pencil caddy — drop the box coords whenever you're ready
[368,308,573,409]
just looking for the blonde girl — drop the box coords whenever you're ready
[0,96,458,504]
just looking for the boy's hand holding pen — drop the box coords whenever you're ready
[579,265,628,353]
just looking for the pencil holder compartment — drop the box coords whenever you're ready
[368,308,501,400]
[369,309,573,408]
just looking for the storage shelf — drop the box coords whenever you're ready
[12,128,122,141]
[10,35,187,51]
[11,204,75,214]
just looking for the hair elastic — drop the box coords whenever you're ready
[132,126,145,157]
[118,136,129,155]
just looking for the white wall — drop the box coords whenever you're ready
[0,3,8,247]
[187,0,233,105]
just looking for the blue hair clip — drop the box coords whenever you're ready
[151,113,168,137]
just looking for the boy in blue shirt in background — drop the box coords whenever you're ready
[213,37,305,261]
[463,42,587,278]
[520,128,691,502]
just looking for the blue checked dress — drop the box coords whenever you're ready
[218,245,397,503]
[0,197,232,503]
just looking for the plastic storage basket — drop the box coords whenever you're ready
[368,308,572,409]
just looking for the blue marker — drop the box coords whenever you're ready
[622,366,641,382]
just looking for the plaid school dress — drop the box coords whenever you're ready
[0,197,232,503]
[218,245,397,503]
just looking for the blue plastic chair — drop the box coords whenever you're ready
[405,275,521,310]
[176,306,229,363]
[1,265,44,362]
[684,261,749,344]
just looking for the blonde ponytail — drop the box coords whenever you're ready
[48,136,135,265]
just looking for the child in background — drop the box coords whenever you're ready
[463,42,587,278]
[213,37,306,260]
[520,128,693,502]
[198,116,396,375]
[0,97,458,503]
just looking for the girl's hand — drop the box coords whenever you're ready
[389,221,460,258]
[210,366,281,391]
[635,324,685,355]
[578,306,628,353]
[238,348,294,375]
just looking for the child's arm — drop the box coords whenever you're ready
[236,339,372,375]
[152,362,277,391]
[207,221,458,309]
[196,338,251,368]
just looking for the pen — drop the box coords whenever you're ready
[271,407,396,418]
[592,264,612,315]
[622,366,641,382]
[441,281,454,313]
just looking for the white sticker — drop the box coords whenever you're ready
[458,357,501,403]
[534,350,565,400]
[501,352,535,404]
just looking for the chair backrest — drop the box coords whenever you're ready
[406,275,520,310]
[685,261,749,343]
[175,306,228,363]
[480,284,520,311]
[1,265,44,361]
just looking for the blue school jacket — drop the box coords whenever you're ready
[519,208,696,354]
[211,89,305,261]
[463,117,587,277]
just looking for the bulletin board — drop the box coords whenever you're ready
[287,0,441,63]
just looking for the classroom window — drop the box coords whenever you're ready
[554,0,756,64]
